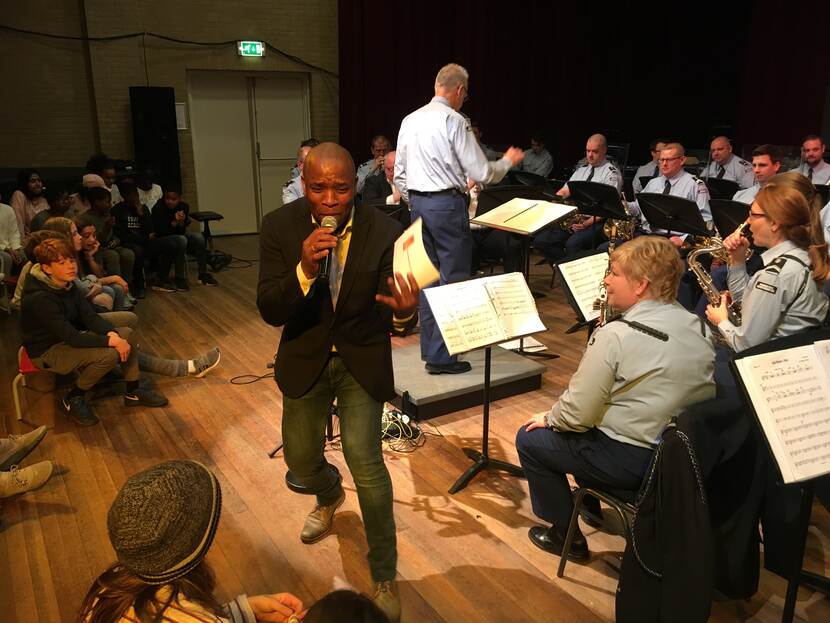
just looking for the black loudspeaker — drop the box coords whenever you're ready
[129,86,182,187]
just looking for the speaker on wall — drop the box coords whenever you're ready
[129,86,182,187]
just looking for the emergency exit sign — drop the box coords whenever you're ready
[238,41,265,57]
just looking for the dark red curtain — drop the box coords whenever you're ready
[339,1,828,167]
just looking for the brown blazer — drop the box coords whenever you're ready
[257,198,411,402]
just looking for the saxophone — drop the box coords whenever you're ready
[594,193,635,325]
[687,223,751,325]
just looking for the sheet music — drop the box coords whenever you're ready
[736,345,830,483]
[425,281,506,355]
[393,218,440,289]
[471,198,576,235]
[555,253,609,322]
[424,273,546,355]
[485,272,546,338]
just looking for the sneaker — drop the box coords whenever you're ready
[198,272,218,286]
[190,348,221,378]
[124,388,169,408]
[373,580,401,622]
[0,425,48,471]
[0,461,54,499]
[61,394,99,426]
[152,280,177,293]
[175,278,190,291]
[300,489,346,543]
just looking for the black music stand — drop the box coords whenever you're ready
[705,177,740,200]
[639,175,657,191]
[710,199,750,238]
[636,193,711,238]
[555,248,608,336]
[367,201,411,228]
[567,180,630,246]
[448,346,525,494]
[730,329,830,623]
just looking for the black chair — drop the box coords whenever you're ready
[557,483,639,578]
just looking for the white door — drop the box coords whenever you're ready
[252,75,310,219]
[189,71,259,234]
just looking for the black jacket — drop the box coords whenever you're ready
[616,423,714,623]
[20,264,114,358]
[112,201,154,246]
[151,199,191,237]
[257,199,413,402]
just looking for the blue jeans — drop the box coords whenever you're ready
[410,191,472,365]
[282,355,396,581]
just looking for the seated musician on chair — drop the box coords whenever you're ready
[516,236,715,561]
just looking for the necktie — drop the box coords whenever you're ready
[717,165,726,179]
[328,226,351,307]
[663,179,671,195]
[586,167,595,182]
[808,167,813,181]
[652,165,659,178]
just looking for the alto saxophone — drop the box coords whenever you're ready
[594,193,635,325]
[688,223,751,325]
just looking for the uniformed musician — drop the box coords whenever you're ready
[700,136,755,189]
[732,144,782,205]
[356,135,392,195]
[790,135,830,184]
[637,142,713,240]
[520,135,554,177]
[282,145,312,205]
[533,134,621,264]
[394,63,524,375]
[516,236,715,561]
[632,138,669,194]
[706,172,829,352]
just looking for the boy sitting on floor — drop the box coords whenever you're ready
[20,238,167,426]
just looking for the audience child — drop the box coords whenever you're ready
[86,152,123,204]
[77,460,304,623]
[31,183,75,232]
[1,195,25,293]
[9,168,49,236]
[114,183,188,292]
[85,186,137,290]
[152,185,218,286]
[20,237,167,426]
[305,590,390,623]
[137,169,163,208]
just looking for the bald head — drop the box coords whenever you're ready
[710,136,732,165]
[585,134,608,166]
[302,142,356,226]
[383,151,396,182]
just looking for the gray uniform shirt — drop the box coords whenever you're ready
[545,299,716,448]
[394,96,512,203]
[790,160,830,185]
[522,148,554,177]
[701,154,755,188]
[633,160,660,194]
[733,183,760,205]
[720,240,829,351]
[281,176,303,205]
[821,201,830,245]
[356,159,383,194]
[563,159,622,193]
[635,170,713,233]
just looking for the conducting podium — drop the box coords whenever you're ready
[731,329,830,623]
[636,192,711,238]
[424,272,546,493]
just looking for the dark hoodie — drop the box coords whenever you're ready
[20,264,114,358]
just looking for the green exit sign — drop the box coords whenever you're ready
[238,41,265,57]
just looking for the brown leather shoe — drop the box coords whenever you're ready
[373,580,400,622]
[300,489,345,543]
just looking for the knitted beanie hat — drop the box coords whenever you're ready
[107,460,222,585]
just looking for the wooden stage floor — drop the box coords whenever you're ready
[1,235,828,622]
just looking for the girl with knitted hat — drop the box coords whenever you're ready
[78,460,304,622]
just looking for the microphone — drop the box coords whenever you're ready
[317,215,338,281]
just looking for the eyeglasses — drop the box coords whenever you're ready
[748,211,768,220]
[658,157,682,164]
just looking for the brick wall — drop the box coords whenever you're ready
[2,0,339,210]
